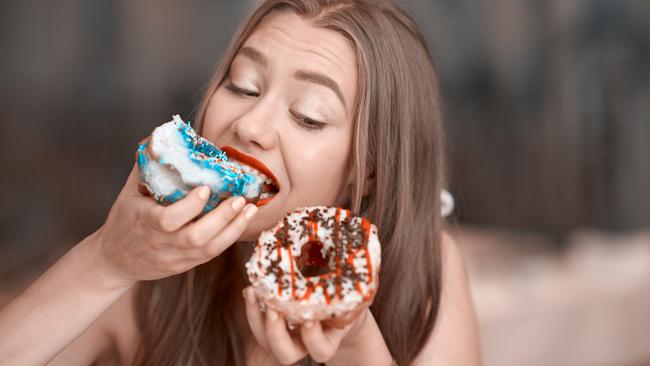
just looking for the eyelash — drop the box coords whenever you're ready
[225,81,326,131]
[291,111,326,131]
[225,82,259,97]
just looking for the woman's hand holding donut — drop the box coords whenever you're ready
[242,287,393,365]
[92,164,258,285]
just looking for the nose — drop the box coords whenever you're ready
[230,98,278,150]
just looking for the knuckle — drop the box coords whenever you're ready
[157,255,175,271]
[202,244,219,258]
[202,243,220,258]
[169,263,187,274]
[184,230,203,247]
[156,212,175,232]
[158,219,173,232]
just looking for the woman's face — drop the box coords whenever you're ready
[203,12,358,241]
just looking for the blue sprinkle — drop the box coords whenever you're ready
[162,189,185,203]
[140,118,263,215]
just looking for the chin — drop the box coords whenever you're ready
[237,212,280,242]
[237,229,260,242]
[240,190,289,242]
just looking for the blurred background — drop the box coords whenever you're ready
[1,0,649,365]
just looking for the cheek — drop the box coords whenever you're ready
[202,89,238,143]
[289,140,351,201]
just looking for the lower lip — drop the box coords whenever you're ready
[221,146,279,184]
[256,195,275,207]
[237,172,279,208]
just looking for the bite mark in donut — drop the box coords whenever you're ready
[135,115,280,213]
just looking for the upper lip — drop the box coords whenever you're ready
[220,146,280,190]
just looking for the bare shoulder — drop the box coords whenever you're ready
[413,231,482,366]
[48,284,140,366]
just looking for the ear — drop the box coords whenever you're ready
[343,167,374,204]
[361,170,375,196]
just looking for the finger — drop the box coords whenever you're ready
[299,321,338,363]
[265,309,307,365]
[175,196,246,249]
[121,162,145,196]
[130,137,154,194]
[300,320,353,363]
[143,186,210,232]
[242,287,269,348]
[197,203,257,258]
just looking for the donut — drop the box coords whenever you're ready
[136,115,279,212]
[246,206,381,328]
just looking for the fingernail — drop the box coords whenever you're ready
[231,196,245,210]
[268,309,278,322]
[198,186,210,200]
[244,204,258,219]
[304,321,314,328]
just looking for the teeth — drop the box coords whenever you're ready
[252,171,269,183]
[260,192,272,200]
[232,159,276,188]
[247,168,271,184]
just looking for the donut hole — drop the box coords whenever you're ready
[297,240,331,277]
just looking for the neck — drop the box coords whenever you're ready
[235,241,256,269]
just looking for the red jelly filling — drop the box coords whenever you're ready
[298,241,330,277]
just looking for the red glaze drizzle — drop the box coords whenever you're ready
[361,218,373,283]
[276,237,283,296]
[287,244,296,297]
[266,207,376,305]
[334,208,342,300]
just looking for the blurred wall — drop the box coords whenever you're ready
[1,0,649,261]
[0,0,254,259]
[413,0,650,235]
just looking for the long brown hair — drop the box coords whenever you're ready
[133,1,446,365]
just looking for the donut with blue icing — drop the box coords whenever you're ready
[136,115,279,213]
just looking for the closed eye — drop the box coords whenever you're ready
[224,79,326,131]
[290,110,326,131]
[225,82,259,97]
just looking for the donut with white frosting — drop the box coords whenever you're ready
[136,115,279,213]
[246,206,381,328]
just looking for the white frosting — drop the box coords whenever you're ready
[150,116,228,193]
[246,206,381,323]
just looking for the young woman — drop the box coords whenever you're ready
[0,1,480,365]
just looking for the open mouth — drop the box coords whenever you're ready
[221,146,280,207]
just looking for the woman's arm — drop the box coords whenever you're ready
[0,232,133,365]
[0,164,258,365]
[47,281,140,366]
[413,232,482,365]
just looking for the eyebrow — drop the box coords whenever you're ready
[238,46,347,108]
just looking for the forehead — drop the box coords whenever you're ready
[240,11,357,112]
